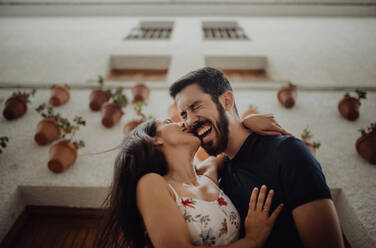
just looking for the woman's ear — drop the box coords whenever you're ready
[153,136,164,147]
[219,91,234,111]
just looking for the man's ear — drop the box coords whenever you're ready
[219,91,234,111]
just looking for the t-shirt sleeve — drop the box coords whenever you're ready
[277,136,331,211]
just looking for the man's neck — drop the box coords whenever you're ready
[224,120,252,159]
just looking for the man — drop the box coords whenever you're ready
[169,67,344,248]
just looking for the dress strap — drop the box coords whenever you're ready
[168,184,180,202]
[201,175,220,190]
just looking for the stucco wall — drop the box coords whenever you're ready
[0,16,376,247]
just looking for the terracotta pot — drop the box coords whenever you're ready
[132,83,150,103]
[195,147,209,161]
[303,141,316,157]
[241,108,260,120]
[101,102,124,128]
[123,119,143,136]
[168,103,182,123]
[34,118,60,145]
[277,87,296,108]
[48,140,78,173]
[49,85,70,106]
[2,95,28,120]
[355,132,376,164]
[338,96,360,121]
[89,89,110,111]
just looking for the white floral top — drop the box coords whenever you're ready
[169,176,240,246]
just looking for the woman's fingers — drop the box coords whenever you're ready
[269,204,284,223]
[256,185,267,211]
[249,187,258,213]
[263,189,274,214]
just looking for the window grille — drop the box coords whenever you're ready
[126,27,172,40]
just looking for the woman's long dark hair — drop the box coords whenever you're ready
[95,119,167,248]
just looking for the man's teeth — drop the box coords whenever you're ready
[198,126,211,137]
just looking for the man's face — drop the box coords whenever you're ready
[175,84,229,156]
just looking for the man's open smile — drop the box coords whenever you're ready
[192,120,215,143]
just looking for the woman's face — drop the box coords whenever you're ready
[155,118,200,148]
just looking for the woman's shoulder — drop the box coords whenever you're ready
[138,173,168,189]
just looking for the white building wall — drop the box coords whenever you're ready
[0,16,376,247]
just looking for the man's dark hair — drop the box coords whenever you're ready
[169,67,239,116]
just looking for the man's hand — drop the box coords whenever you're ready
[242,114,291,136]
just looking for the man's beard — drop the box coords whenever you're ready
[201,102,229,156]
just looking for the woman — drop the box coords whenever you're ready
[96,115,286,248]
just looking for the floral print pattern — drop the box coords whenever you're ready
[169,177,240,246]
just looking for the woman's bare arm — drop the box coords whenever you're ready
[137,173,282,248]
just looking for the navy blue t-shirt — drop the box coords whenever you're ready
[219,133,331,248]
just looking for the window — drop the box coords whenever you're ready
[125,21,173,40]
[108,55,171,81]
[205,56,268,82]
[202,21,249,40]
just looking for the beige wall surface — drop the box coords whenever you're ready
[0,16,376,247]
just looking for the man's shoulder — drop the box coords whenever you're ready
[255,134,299,150]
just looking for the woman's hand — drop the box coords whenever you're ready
[242,114,291,136]
[244,185,284,248]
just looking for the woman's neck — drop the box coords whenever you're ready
[163,147,199,186]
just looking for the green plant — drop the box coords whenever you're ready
[301,127,320,149]
[0,136,9,154]
[287,82,297,88]
[109,87,128,107]
[344,89,367,105]
[134,101,152,121]
[97,75,104,89]
[11,89,36,103]
[248,104,258,111]
[35,103,60,120]
[55,115,86,149]
[358,121,376,136]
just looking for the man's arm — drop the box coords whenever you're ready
[278,137,344,248]
[292,199,344,248]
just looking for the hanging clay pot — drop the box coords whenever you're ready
[123,119,143,136]
[241,106,260,120]
[34,118,60,145]
[168,103,182,123]
[48,140,78,173]
[277,86,297,108]
[101,102,124,128]
[132,83,150,103]
[338,95,360,121]
[2,95,28,120]
[89,89,110,111]
[195,147,210,161]
[355,132,376,164]
[49,85,70,106]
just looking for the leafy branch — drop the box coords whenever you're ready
[55,115,86,149]
[301,126,321,149]
[108,87,128,107]
[35,103,60,120]
[97,75,104,89]
[248,104,258,111]
[11,89,36,103]
[359,122,376,136]
[0,136,10,154]
[287,82,297,88]
[134,101,152,121]
[344,89,367,105]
